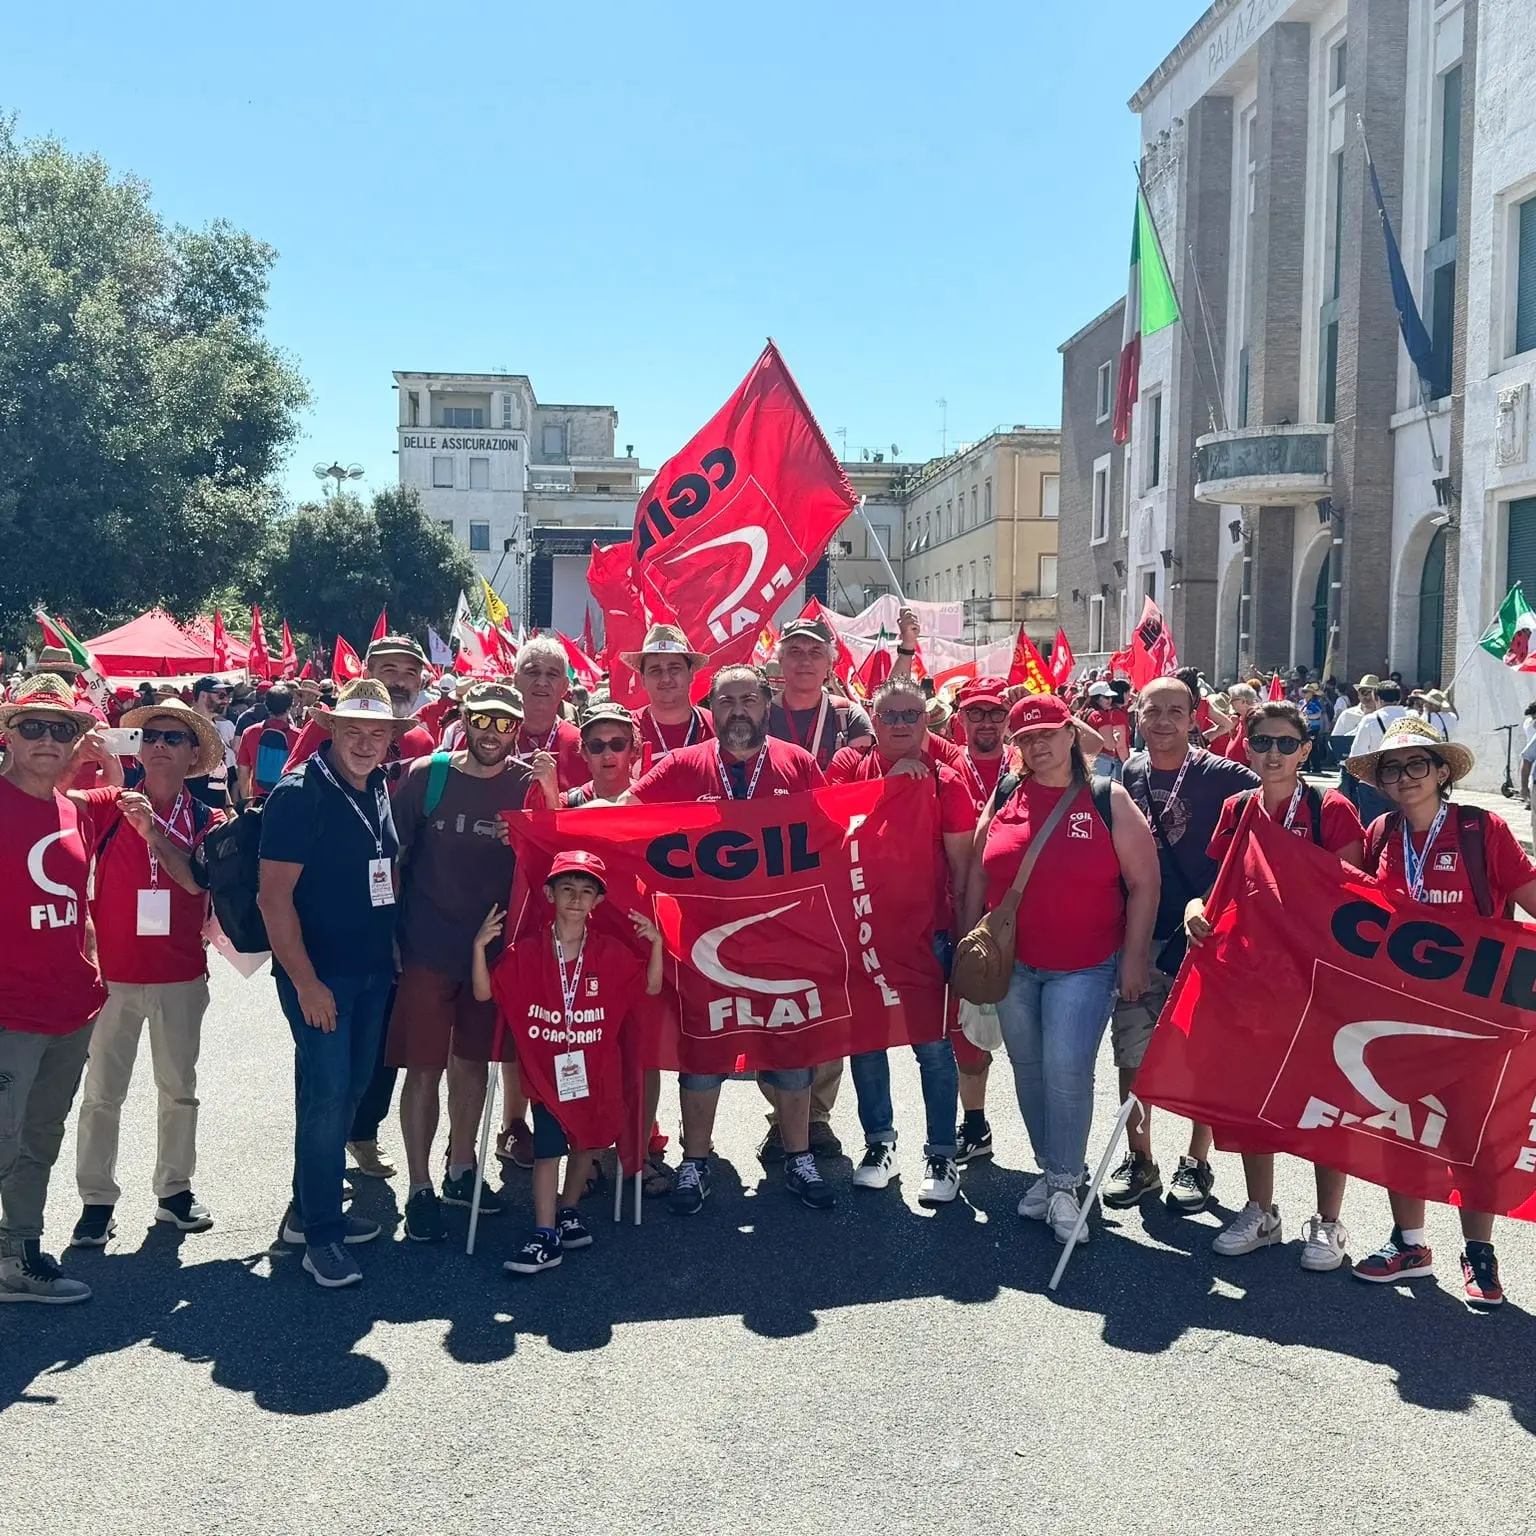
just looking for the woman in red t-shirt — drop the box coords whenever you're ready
[962,694,1160,1245]
[1344,716,1536,1306]
[1186,700,1364,1272]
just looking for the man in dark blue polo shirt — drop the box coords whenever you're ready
[258,679,407,1290]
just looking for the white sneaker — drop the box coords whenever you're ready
[918,1156,960,1206]
[1046,1189,1088,1245]
[1018,1174,1050,1221]
[1299,1213,1349,1272]
[1212,1201,1283,1256]
[852,1142,898,1190]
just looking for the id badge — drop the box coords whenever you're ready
[554,1050,590,1102]
[137,887,172,936]
[368,857,396,907]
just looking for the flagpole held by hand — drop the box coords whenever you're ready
[855,496,907,602]
[467,1029,504,1257]
[1049,1094,1139,1292]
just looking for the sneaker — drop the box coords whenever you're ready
[504,1230,562,1275]
[0,1242,92,1304]
[70,1204,116,1248]
[281,1207,381,1246]
[807,1120,843,1159]
[1299,1214,1349,1272]
[346,1140,396,1179]
[404,1188,447,1243]
[441,1166,500,1213]
[852,1142,899,1190]
[1101,1151,1162,1209]
[1353,1227,1435,1284]
[784,1151,836,1210]
[1018,1174,1050,1221]
[1212,1201,1283,1256]
[496,1121,534,1170]
[955,1120,994,1165]
[1165,1155,1215,1214]
[557,1206,594,1249]
[757,1124,786,1165]
[1462,1246,1504,1307]
[918,1155,961,1206]
[155,1191,213,1232]
[669,1157,712,1216]
[1047,1188,1088,1245]
[302,1241,362,1289]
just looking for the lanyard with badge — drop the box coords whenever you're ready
[516,720,560,765]
[1133,748,1194,843]
[136,790,191,937]
[313,754,396,907]
[1402,802,1450,903]
[645,708,698,757]
[553,931,591,1101]
[785,694,831,759]
[1278,782,1305,832]
[717,743,768,800]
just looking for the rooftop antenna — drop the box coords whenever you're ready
[936,398,948,456]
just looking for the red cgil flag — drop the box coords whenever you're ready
[1006,624,1054,694]
[1268,673,1286,702]
[1136,800,1536,1220]
[211,610,229,670]
[1127,596,1178,688]
[371,607,390,644]
[279,619,298,678]
[247,606,272,680]
[1049,626,1076,687]
[332,634,363,683]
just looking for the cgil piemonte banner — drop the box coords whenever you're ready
[501,777,947,1076]
[1135,801,1536,1220]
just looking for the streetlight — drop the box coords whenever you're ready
[313,461,365,497]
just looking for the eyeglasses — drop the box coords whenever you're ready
[141,728,193,747]
[1247,733,1305,756]
[467,713,516,735]
[13,718,81,743]
[1378,754,1437,785]
[583,735,630,755]
[962,707,1008,724]
[877,708,924,726]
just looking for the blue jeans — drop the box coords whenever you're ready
[849,1038,959,1159]
[1093,754,1124,782]
[995,955,1119,1190]
[276,969,394,1247]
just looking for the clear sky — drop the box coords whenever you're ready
[3,1,1199,505]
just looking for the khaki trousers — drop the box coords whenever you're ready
[76,978,209,1205]
[760,1057,843,1125]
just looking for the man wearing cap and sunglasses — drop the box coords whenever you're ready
[622,624,715,771]
[186,677,237,812]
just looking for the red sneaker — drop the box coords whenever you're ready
[1352,1227,1435,1283]
[1461,1247,1504,1307]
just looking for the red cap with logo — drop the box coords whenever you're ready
[546,849,607,889]
[1007,693,1074,735]
[956,675,1009,710]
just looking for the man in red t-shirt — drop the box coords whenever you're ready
[512,636,587,791]
[68,698,227,1248]
[0,676,107,1303]
[623,624,715,775]
[236,687,300,800]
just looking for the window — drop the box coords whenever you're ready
[1330,39,1347,95]
[468,520,491,552]
[408,390,420,427]
[1095,360,1113,422]
[1437,67,1462,243]
[969,560,977,596]
[1426,66,1463,399]
[442,406,484,429]
[1319,148,1345,419]
[872,523,892,556]
[468,456,490,491]
[439,518,455,535]
[1320,320,1340,423]
[1091,457,1110,542]
[431,456,454,489]
[946,500,953,538]
[1121,464,1131,536]
[1088,594,1106,653]
[1236,345,1250,428]
[970,486,978,525]
[1146,396,1162,489]
[1515,196,1536,356]
[1041,473,1060,520]
[983,554,992,592]
[1144,570,1158,603]
[984,478,992,520]
[502,393,514,429]
[1038,554,1058,598]
[541,423,567,458]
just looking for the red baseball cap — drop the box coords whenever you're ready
[956,676,1009,710]
[1007,693,1074,735]
[547,849,607,889]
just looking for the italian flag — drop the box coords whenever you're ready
[1112,189,1181,445]
[34,609,98,673]
[1481,584,1536,669]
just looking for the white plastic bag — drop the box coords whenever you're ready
[959,998,1003,1052]
[204,914,271,980]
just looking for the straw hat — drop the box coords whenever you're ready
[620,623,707,672]
[310,678,418,733]
[1354,673,1382,691]
[119,698,226,777]
[1344,714,1474,787]
[0,673,97,731]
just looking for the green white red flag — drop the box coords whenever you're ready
[1112,188,1181,444]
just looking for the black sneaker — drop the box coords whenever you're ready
[441,1166,500,1214]
[807,1121,843,1159]
[669,1157,712,1216]
[556,1206,594,1249]
[156,1190,213,1232]
[504,1230,562,1275]
[1101,1151,1163,1209]
[758,1124,787,1165]
[70,1204,117,1248]
[784,1151,835,1210]
[404,1188,447,1243]
[955,1120,993,1165]
[1166,1155,1216,1214]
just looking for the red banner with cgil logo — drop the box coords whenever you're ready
[1135,801,1536,1219]
[500,777,946,1075]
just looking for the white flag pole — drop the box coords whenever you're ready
[1048,1094,1139,1292]
[854,496,907,603]
[466,1065,500,1257]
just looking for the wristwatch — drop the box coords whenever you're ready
[897,645,916,656]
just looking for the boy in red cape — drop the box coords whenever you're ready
[473,850,661,1275]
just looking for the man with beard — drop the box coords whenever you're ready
[386,682,533,1242]
[627,665,834,1214]
[623,624,714,771]
[185,678,236,811]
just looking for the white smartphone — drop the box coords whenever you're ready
[100,727,143,756]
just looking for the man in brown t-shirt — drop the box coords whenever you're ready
[385,682,532,1243]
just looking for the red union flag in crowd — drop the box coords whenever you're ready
[247,605,272,680]
[1006,624,1054,694]
[1125,595,1178,688]
[1049,626,1075,686]
[501,778,946,1076]
[1135,803,1536,1219]
[279,618,298,678]
[331,634,363,683]
[211,609,229,670]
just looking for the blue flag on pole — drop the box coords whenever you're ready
[1365,150,1437,388]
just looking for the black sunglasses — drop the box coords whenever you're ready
[1248,733,1306,756]
[141,728,194,748]
[13,718,82,743]
[583,735,631,755]
[962,706,1008,723]
[877,708,924,726]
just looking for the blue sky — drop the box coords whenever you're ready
[4,1,1197,505]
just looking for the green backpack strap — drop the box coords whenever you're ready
[424,751,453,817]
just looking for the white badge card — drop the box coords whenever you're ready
[554,1050,590,1102]
[136,887,173,936]
[368,858,396,907]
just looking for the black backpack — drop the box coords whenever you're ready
[194,802,269,953]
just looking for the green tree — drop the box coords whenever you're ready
[0,118,307,645]
[260,485,475,651]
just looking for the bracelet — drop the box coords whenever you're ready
[897,646,916,656]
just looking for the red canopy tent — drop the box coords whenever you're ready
[83,609,247,677]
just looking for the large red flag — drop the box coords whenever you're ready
[247,606,272,680]
[555,631,601,690]
[1127,596,1178,688]
[1135,802,1536,1220]
[371,607,389,644]
[211,610,229,670]
[332,635,363,683]
[1268,673,1286,701]
[501,778,945,1077]
[854,633,893,697]
[1006,625,1054,694]
[1050,626,1076,687]
[279,619,297,679]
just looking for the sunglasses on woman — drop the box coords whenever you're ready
[13,718,82,743]
[1247,733,1305,755]
[582,735,630,755]
[141,728,194,747]
[877,707,924,726]
[1378,753,1437,785]
[466,712,516,734]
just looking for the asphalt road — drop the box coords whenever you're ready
[4,961,1534,1536]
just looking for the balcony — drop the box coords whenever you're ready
[1193,424,1332,507]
